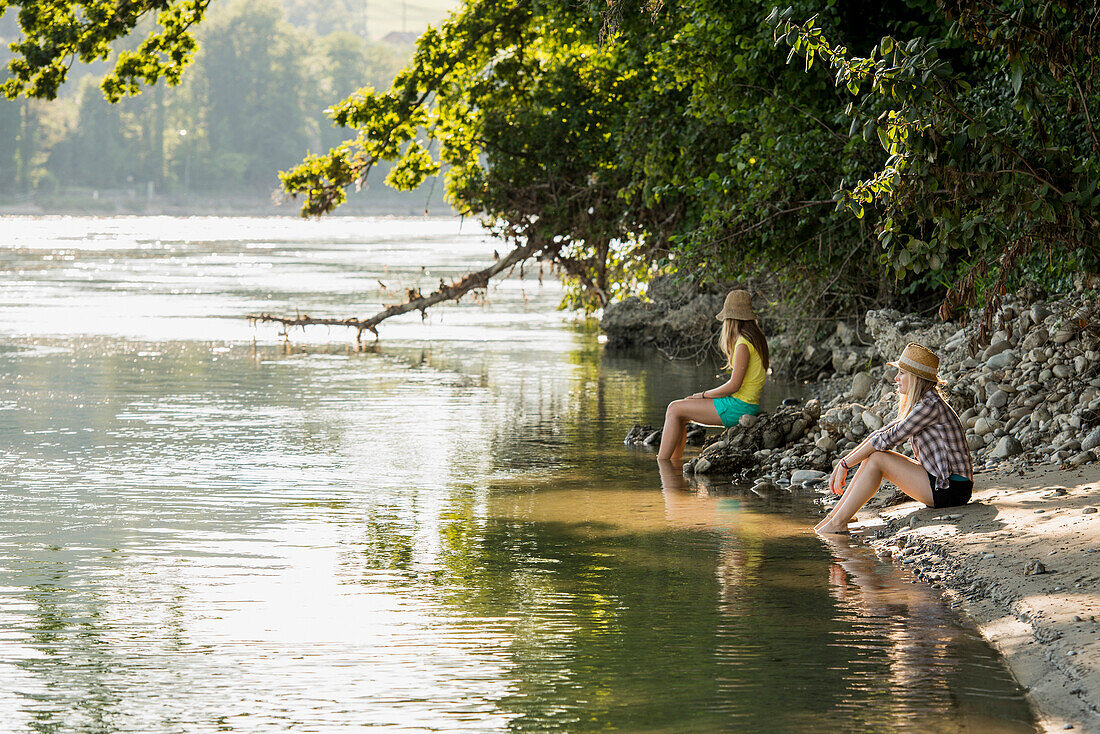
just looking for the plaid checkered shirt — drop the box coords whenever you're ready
[869,390,973,490]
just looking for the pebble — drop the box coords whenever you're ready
[1083,507,1098,515]
[1024,561,1048,575]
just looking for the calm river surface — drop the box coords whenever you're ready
[0,216,1034,732]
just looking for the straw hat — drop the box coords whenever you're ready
[715,290,757,321]
[888,342,941,383]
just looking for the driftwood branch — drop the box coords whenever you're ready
[247,236,547,342]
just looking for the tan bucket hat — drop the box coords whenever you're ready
[715,290,757,321]
[888,342,941,383]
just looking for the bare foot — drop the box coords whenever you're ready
[814,522,850,535]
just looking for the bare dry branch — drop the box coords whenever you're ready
[247,235,547,342]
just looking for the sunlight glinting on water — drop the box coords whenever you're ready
[0,216,1037,732]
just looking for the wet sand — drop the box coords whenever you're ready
[850,465,1100,733]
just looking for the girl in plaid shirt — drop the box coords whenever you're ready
[815,343,973,535]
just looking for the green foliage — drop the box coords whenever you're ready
[2,0,213,101]
[768,1,1100,323]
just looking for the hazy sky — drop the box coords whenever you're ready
[365,0,462,40]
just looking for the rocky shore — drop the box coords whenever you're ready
[627,278,1100,492]
[622,279,1100,732]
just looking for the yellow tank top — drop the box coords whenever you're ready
[731,335,766,405]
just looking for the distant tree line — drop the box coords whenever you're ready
[0,0,408,198]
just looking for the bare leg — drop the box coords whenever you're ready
[656,399,723,461]
[815,450,934,534]
[657,458,689,491]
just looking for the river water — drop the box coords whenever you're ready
[0,216,1034,732]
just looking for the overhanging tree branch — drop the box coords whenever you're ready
[247,234,547,343]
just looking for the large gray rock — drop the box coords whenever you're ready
[1053,326,1078,345]
[691,401,820,474]
[1082,427,1100,453]
[983,339,1012,360]
[990,435,1023,459]
[988,389,1009,408]
[791,469,828,484]
[849,372,874,401]
[986,349,1018,371]
[1021,326,1049,351]
[861,410,884,431]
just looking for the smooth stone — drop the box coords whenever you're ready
[984,339,1011,359]
[862,411,884,431]
[991,435,1023,459]
[791,469,827,484]
[1053,327,1077,345]
[1066,451,1094,467]
[1083,507,1098,515]
[1075,355,1088,374]
[739,414,759,428]
[1052,364,1071,379]
[974,417,994,436]
[1021,326,1049,351]
[849,372,874,401]
[694,458,712,473]
[989,389,1009,408]
[966,434,986,451]
[1083,428,1100,452]
[986,349,1018,370]
[815,436,837,452]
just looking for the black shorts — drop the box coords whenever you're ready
[927,471,973,509]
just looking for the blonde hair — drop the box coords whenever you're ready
[718,318,769,371]
[897,372,938,418]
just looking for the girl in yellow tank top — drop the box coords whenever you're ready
[657,290,769,462]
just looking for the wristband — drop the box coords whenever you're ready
[840,459,850,471]
[701,391,708,399]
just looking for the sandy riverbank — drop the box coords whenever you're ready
[846,465,1100,733]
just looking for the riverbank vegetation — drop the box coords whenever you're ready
[280,0,1100,345]
[4,0,1098,353]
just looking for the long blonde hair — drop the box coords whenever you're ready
[897,372,938,418]
[718,318,769,371]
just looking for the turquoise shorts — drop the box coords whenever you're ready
[713,396,760,428]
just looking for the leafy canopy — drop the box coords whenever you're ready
[2,0,212,101]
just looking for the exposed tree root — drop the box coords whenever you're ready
[247,235,547,343]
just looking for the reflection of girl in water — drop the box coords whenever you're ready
[657,290,769,462]
[816,343,973,534]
